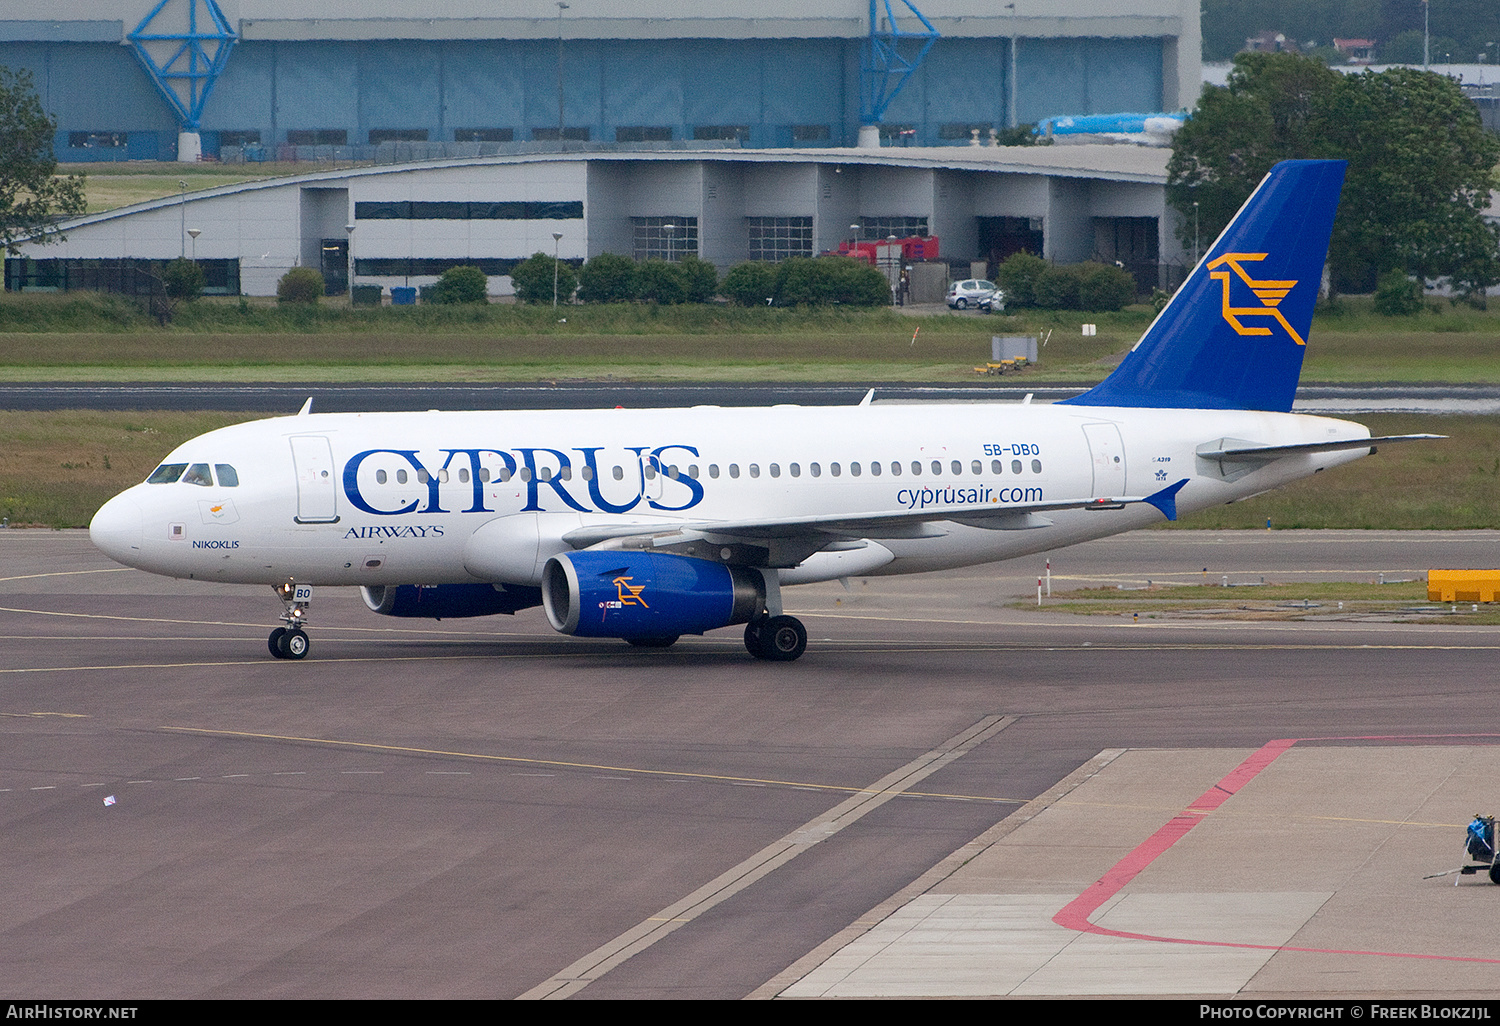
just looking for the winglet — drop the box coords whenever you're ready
[297,397,313,416]
[1143,478,1189,521]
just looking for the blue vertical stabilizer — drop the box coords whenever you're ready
[1061,160,1346,413]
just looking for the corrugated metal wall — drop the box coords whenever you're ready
[3,35,1166,159]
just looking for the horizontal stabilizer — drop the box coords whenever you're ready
[1196,435,1444,462]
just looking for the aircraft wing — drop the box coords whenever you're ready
[560,479,1190,567]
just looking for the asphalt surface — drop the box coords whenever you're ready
[3,528,1498,999]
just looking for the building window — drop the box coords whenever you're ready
[693,125,749,143]
[632,217,698,261]
[532,127,590,141]
[746,217,813,262]
[792,124,831,142]
[616,126,673,142]
[6,257,239,297]
[878,123,917,144]
[369,129,429,144]
[219,130,260,147]
[287,129,347,146]
[858,216,928,240]
[68,132,126,149]
[454,128,514,143]
[354,201,584,221]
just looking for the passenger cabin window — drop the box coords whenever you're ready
[1011,460,1022,474]
[769,463,781,478]
[147,463,187,484]
[992,459,1003,474]
[183,463,214,487]
[376,469,388,484]
[729,464,740,479]
[1032,459,1043,473]
[215,464,240,487]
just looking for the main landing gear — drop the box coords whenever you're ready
[268,582,313,660]
[744,615,807,662]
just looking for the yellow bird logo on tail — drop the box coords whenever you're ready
[1207,253,1305,346]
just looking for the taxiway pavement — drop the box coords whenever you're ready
[2,529,1497,999]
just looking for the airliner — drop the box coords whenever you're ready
[89,159,1433,661]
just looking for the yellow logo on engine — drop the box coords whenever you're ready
[613,575,649,607]
[1207,253,1305,346]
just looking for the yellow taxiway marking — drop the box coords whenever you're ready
[0,568,132,584]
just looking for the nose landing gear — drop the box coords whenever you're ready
[269,582,313,659]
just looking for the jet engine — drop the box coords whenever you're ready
[361,582,542,619]
[542,551,765,641]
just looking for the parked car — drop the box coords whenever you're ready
[946,279,997,309]
[978,289,1006,313]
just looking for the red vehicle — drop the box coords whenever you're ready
[829,235,939,266]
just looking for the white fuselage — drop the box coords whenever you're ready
[89,402,1370,588]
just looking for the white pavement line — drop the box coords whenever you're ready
[516,714,1015,1001]
[750,746,1127,1000]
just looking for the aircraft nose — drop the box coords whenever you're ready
[90,493,143,565]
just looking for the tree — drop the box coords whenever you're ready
[1168,52,1500,295]
[636,259,687,304]
[722,261,778,306]
[426,265,488,304]
[277,267,324,304]
[509,252,576,304]
[0,66,85,254]
[994,252,1048,308]
[162,258,204,302]
[576,252,640,303]
[676,255,719,303]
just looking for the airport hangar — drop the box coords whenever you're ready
[5,145,1181,299]
[2,1,1199,160]
[0,0,1195,297]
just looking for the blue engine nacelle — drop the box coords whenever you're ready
[542,551,766,639]
[361,583,542,619]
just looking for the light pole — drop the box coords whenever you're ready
[886,234,899,306]
[556,3,570,144]
[178,180,187,258]
[1423,0,1430,69]
[344,223,355,297]
[187,227,201,262]
[849,223,860,257]
[662,223,675,262]
[552,231,564,309]
[1006,3,1017,129]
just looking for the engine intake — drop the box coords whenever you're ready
[361,583,542,619]
[543,551,765,639]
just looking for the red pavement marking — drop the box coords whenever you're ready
[1051,735,1500,965]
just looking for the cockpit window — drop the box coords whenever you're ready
[214,464,240,487]
[182,463,214,487]
[147,463,187,484]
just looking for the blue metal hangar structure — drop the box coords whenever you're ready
[3,0,1200,160]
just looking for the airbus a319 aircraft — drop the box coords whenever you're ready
[90,159,1433,662]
